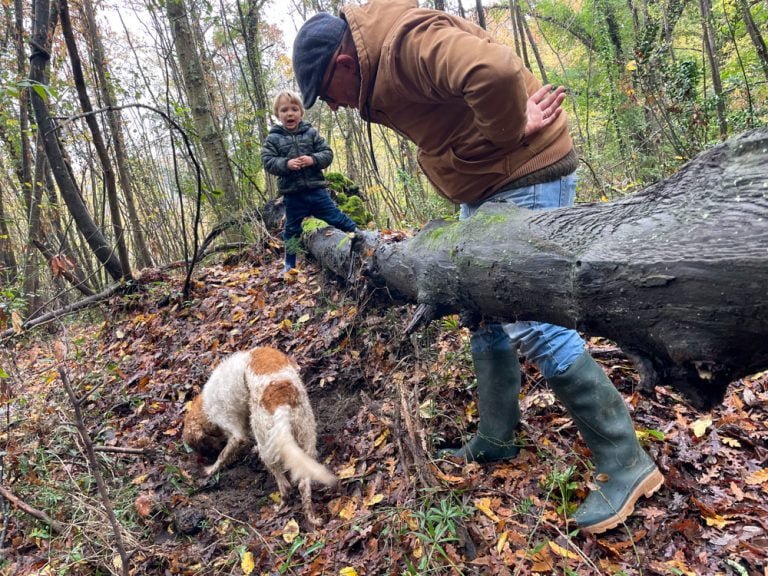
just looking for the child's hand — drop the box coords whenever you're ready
[287,156,314,170]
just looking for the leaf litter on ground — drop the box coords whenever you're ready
[2,247,767,575]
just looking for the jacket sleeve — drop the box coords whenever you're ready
[397,17,531,146]
[309,129,334,170]
[261,137,290,176]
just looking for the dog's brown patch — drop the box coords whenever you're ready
[260,379,299,414]
[248,347,290,375]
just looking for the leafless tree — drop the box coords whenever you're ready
[80,0,155,269]
[29,0,124,282]
[166,0,241,214]
[700,0,728,140]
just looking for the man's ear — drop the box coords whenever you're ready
[337,53,357,72]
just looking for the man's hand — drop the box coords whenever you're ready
[524,84,566,138]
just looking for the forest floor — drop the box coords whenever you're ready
[1,243,767,576]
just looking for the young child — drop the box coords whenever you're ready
[261,90,358,271]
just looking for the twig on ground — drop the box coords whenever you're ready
[57,356,130,576]
[0,283,126,341]
[397,339,478,561]
[93,446,147,456]
[0,483,66,534]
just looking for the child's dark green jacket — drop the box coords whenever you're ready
[261,120,333,194]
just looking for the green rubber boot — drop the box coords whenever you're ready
[548,351,664,534]
[447,348,521,463]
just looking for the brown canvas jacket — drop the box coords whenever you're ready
[341,0,574,204]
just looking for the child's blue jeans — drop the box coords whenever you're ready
[283,188,357,269]
[459,173,585,379]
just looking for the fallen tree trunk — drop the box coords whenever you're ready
[307,128,768,410]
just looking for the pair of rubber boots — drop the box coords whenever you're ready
[448,348,664,534]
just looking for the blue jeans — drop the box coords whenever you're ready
[283,188,357,268]
[460,173,585,379]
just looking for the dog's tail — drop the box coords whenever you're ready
[272,409,337,487]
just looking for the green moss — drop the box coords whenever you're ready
[337,234,353,249]
[284,236,304,256]
[337,194,373,226]
[472,212,508,225]
[416,210,511,250]
[301,217,329,234]
[325,171,357,195]
[416,223,460,247]
[325,172,373,226]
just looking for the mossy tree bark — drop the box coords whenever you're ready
[307,128,768,410]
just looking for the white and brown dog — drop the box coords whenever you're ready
[182,347,336,525]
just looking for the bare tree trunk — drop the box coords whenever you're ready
[243,0,272,142]
[0,183,18,283]
[474,0,486,29]
[80,0,154,269]
[509,0,532,74]
[42,162,93,292]
[240,0,274,200]
[14,0,34,212]
[166,0,240,214]
[59,0,132,280]
[457,0,466,20]
[738,0,768,85]
[0,0,22,282]
[700,0,728,140]
[28,0,124,282]
[21,134,46,317]
[508,0,522,57]
[519,4,548,82]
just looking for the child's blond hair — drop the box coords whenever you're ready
[272,90,304,117]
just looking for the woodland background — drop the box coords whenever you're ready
[1,0,768,574]
[2,0,768,308]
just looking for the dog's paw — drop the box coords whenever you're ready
[200,468,222,488]
[305,512,323,527]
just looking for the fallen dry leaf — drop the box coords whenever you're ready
[241,551,255,575]
[474,497,500,523]
[282,519,300,543]
[745,468,768,485]
[691,416,713,438]
[548,540,579,560]
[134,493,154,518]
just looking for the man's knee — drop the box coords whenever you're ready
[470,323,513,354]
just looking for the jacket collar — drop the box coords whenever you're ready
[341,0,417,117]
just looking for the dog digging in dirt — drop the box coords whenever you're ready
[182,347,337,526]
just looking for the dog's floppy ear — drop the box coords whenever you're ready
[182,396,227,460]
[191,430,227,462]
[181,398,202,449]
